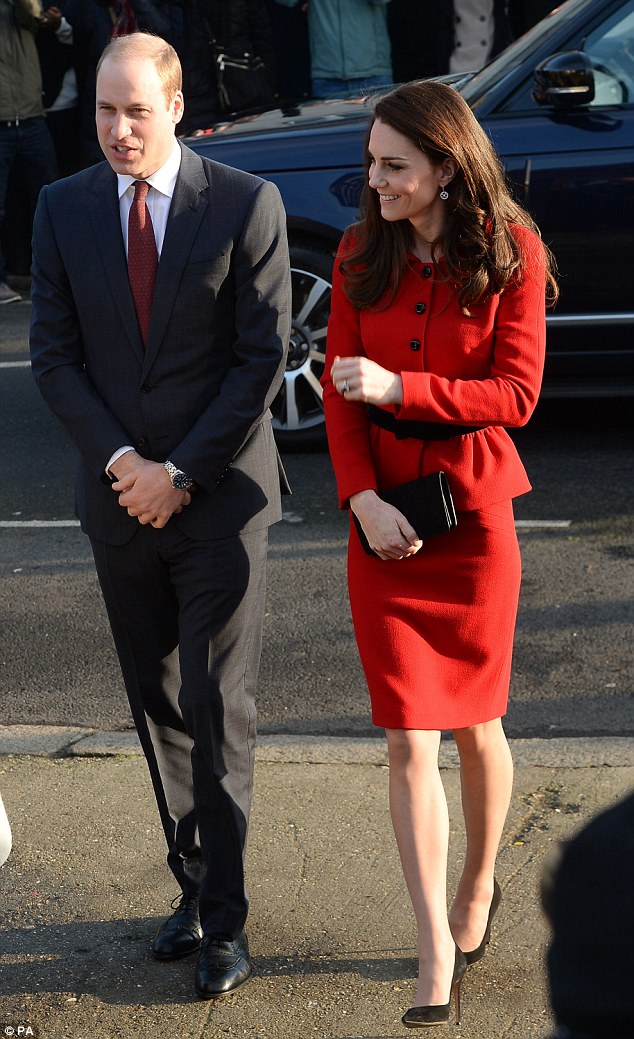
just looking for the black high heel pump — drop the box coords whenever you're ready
[401,946,468,1028]
[462,878,502,966]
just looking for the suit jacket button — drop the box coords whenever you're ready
[415,302,426,314]
[422,266,432,278]
[141,383,152,393]
[410,339,421,351]
[136,436,147,447]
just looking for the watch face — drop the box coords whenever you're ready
[172,472,191,490]
[165,462,191,490]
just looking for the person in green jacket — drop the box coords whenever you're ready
[274,0,393,97]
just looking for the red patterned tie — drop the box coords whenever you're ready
[127,180,158,346]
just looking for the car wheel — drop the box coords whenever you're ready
[271,241,334,450]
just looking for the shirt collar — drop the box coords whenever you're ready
[116,139,182,200]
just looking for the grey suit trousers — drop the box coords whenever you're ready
[90,522,268,938]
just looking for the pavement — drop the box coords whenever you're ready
[0,728,632,1039]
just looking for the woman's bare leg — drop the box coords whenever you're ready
[449,718,513,955]
[385,727,456,1007]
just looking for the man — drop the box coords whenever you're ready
[0,0,58,301]
[30,32,291,999]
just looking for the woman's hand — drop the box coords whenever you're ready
[331,355,403,406]
[350,490,422,561]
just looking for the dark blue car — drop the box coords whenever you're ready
[187,0,634,447]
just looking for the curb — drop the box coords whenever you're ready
[0,725,632,768]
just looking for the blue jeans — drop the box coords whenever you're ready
[0,115,58,280]
[311,75,392,98]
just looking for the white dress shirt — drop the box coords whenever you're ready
[107,140,182,475]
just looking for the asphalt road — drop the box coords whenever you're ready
[1,300,633,738]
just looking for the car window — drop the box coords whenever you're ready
[584,3,634,104]
[501,0,634,112]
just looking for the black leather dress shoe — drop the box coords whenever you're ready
[195,932,252,999]
[152,894,203,961]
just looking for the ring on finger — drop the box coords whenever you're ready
[341,379,349,394]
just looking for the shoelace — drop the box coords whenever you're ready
[171,893,199,913]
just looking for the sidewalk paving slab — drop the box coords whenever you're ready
[1,726,633,767]
[0,741,632,1039]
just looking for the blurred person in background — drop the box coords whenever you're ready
[389,1,515,83]
[0,794,10,867]
[266,0,310,101]
[37,3,81,177]
[388,1,453,82]
[541,792,634,1039]
[449,1,512,75]
[177,0,276,136]
[0,0,58,302]
[274,0,393,98]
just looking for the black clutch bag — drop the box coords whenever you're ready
[352,472,457,557]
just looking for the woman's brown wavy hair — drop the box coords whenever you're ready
[340,80,558,313]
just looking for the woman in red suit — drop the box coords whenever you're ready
[322,80,557,1028]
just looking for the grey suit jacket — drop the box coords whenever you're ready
[30,143,291,545]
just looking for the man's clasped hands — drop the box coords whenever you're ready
[110,452,193,529]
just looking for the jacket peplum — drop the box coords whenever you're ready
[322,223,547,512]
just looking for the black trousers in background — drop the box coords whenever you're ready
[90,523,269,939]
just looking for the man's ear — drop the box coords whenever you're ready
[172,91,185,125]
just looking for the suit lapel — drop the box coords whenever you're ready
[143,145,210,374]
[86,163,145,364]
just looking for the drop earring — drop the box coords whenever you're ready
[439,187,449,200]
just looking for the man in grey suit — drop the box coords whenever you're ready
[29,32,291,999]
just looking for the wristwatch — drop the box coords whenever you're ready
[164,460,194,491]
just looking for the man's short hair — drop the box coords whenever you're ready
[96,32,182,105]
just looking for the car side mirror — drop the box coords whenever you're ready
[532,50,595,108]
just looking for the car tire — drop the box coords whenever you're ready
[271,240,335,450]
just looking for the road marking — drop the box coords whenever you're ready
[0,360,30,369]
[1,519,572,530]
[515,520,571,528]
[0,520,80,527]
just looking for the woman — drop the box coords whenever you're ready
[322,80,557,1028]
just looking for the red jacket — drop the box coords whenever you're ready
[322,223,547,512]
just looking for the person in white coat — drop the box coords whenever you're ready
[0,794,11,867]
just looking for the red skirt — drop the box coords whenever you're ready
[347,500,521,730]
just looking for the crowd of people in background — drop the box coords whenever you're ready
[1,0,559,301]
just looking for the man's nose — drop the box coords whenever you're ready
[111,113,132,139]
